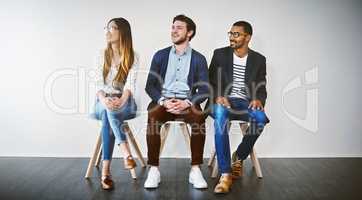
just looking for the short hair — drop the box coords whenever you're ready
[233,21,253,36]
[173,14,196,41]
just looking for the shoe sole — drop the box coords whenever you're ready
[144,179,161,189]
[189,177,208,189]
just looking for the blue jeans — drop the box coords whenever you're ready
[211,97,269,173]
[90,97,137,160]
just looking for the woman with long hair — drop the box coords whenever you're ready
[92,17,139,190]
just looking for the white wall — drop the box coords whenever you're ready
[0,0,361,158]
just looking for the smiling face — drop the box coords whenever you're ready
[229,25,251,49]
[105,21,120,44]
[171,20,193,45]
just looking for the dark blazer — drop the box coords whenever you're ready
[207,46,267,107]
[145,46,210,105]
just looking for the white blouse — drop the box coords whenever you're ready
[94,50,139,97]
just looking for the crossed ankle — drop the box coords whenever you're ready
[102,172,111,177]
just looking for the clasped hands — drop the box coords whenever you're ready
[163,98,191,114]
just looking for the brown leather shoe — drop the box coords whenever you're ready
[214,174,233,193]
[124,155,137,169]
[101,175,113,190]
[231,151,244,179]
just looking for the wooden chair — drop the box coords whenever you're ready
[84,120,146,179]
[159,121,191,155]
[208,120,263,179]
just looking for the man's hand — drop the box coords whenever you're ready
[163,98,177,110]
[165,99,190,114]
[215,96,230,107]
[248,100,264,110]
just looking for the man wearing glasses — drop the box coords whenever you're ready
[208,21,270,193]
[144,14,209,189]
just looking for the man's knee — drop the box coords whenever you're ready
[190,111,206,124]
[147,103,166,121]
[248,109,266,125]
[213,104,229,121]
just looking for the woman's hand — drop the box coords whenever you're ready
[109,90,131,110]
[97,90,116,110]
[110,97,126,109]
[100,96,115,110]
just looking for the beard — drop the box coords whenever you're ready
[172,34,188,45]
[230,40,244,49]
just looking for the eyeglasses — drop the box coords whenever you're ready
[104,26,119,32]
[227,31,247,38]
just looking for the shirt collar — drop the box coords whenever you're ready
[171,45,192,56]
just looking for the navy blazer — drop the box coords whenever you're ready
[145,46,210,105]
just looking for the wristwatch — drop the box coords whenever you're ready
[158,97,166,106]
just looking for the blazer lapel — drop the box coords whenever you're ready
[225,47,234,82]
[187,49,194,87]
[245,48,253,85]
[160,46,172,79]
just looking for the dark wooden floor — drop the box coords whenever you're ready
[0,157,361,200]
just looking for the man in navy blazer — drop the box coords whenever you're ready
[144,14,209,189]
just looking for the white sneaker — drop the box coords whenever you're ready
[189,167,208,189]
[144,166,161,188]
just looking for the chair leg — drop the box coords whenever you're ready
[250,148,263,178]
[180,123,191,154]
[123,122,146,168]
[129,168,137,179]
[208,149,216,167]
[211,156,219,178]
[85,132,102,178]
[160,123,171,155]
[123,125,138,180]
[239,122,248,135]
[240,122,263,178]
[95,145,102,167]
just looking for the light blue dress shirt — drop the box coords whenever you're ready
[161,45,192,100]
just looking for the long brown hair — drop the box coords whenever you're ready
[103,17,134,89]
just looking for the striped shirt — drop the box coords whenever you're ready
[229,53,248,100]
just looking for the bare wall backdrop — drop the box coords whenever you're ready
[0,0,361,158]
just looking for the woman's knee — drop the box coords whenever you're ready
[106,109,125,122]
[98,108,108,121]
